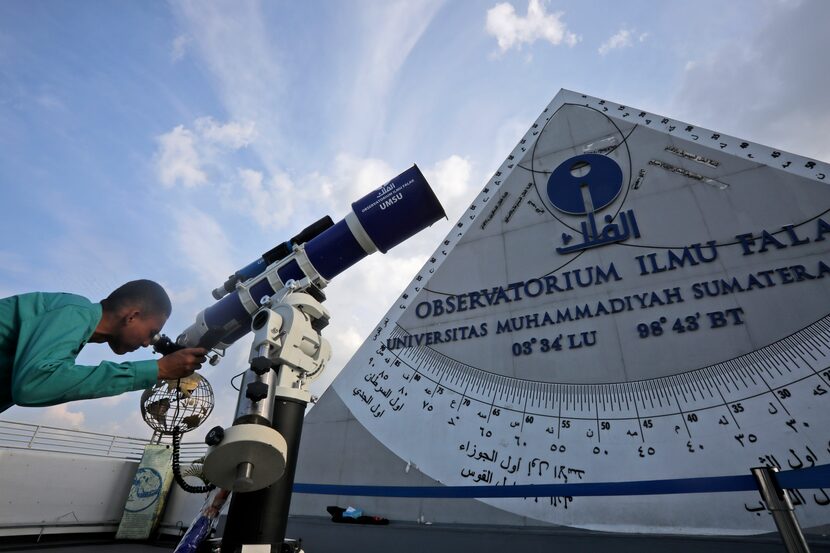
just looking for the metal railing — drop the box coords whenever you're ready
[0,420,208,462]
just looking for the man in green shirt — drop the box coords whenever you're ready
[0,279,207,413]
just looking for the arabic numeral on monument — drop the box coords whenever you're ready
[638,446,656,457]
[540,336,563,352]
[637,318,665,338]
[672,314,701,333]
[512,339,537,356]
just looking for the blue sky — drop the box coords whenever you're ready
[1,0,826,437]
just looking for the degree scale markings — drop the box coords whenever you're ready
[377,315,830,431]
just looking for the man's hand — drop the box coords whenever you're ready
[157,348,208,380]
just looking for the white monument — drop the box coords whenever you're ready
[293,89,830,535]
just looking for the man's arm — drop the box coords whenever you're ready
[11,306,158,407]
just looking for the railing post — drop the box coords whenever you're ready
[27,425,40,449]
[752,466,811,553]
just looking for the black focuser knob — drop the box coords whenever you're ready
[250,356,272,375]
[205,426,225,446]
[246,381,269,402]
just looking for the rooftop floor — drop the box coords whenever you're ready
[5,518,830,553]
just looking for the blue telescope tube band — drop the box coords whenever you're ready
[202,279,277,347]
[304,220,369,280]
[249,279,277,305]
[292,463,830,499]
[204,291,250,331]
[277,259,306,284]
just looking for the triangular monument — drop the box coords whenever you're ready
[293,89,830,535]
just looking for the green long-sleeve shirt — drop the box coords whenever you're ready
[0,292,158,413]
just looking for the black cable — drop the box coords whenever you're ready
[230,370,246,391]
[172,426,215,494]
[168,378,215,494]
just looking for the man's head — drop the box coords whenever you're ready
[101,280,172,354]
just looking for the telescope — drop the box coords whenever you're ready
[155,164,445,553]
[155,164,445,356]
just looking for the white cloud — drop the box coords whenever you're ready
[424,155,473,223]
[39,404,86,428]
[171,1,287,176]
[162,282,199,307]
[174,208,236,286]
[194,117,257,149]
[337,2,445,155]
[331,153,396,204]
[485,0,579,53]
[170,1,443,196]
[154,117,256,188]
[98,394,127,407]
[598,28,633,55]
[155,125,207,188]
[171,34,191,62]
[97,409,154,439]
[231,167,295,229]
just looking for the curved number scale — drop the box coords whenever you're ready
[383,316,830,427]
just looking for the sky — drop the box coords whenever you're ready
[1,0,827,439]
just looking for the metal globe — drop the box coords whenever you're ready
[140,373,214,435]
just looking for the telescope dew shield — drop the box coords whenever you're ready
[182,165,445,351]
[353,164,446,253]
[305,165,445,279]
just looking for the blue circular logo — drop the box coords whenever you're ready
[125,467,163,512]
[547,154,623,214]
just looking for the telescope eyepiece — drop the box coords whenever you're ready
[152,333,185,356]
